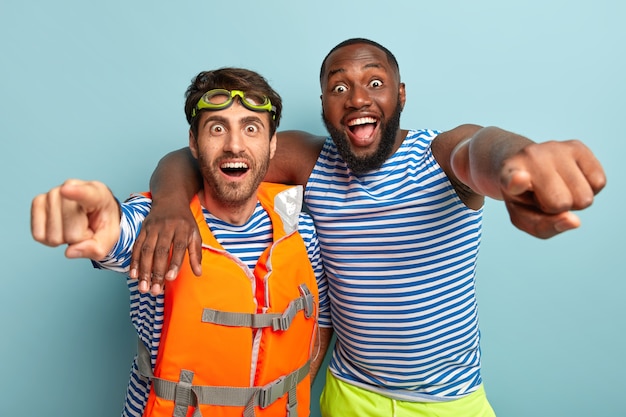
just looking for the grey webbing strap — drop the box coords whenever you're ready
[285,365,300,417]
[144,358,310,416]
[173,370,195,417]
[201,308,276,329]
[190,360,310,409]
[201,284,314,332]
[136,339,154,379]
[136,341,202,415]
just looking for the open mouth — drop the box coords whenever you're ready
[220,161,249,177]
[347,116,378,142]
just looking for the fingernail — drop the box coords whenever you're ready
[555,220,574,232]
[166,268,178,281]
[151,284,162,296]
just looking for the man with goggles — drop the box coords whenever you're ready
[30,67,331,417]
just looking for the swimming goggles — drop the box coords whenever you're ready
[192,89,276,120]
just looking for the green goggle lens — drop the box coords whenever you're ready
[192,89,276,120]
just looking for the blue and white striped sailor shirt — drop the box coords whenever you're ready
[305,129,483,401]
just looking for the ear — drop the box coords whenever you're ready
[398,82,406,111]
[269,132,277,159]
[188,129,199,159]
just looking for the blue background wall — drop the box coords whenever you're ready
[1,1,624,416]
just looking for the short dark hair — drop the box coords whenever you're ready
[319,38,400,84]
[185,67,282,137]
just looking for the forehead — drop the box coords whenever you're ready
[199,101,270,126]
[322,43,398,83]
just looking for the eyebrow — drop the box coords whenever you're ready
[202,114,266,129]
[327,62,385,80]
[240,115,266,127]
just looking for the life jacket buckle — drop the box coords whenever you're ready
[258,376,285,408]
[271,284,315,331]
[298,284,314,319]
[272,310,293,331]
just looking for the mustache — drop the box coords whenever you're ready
[215,152,252,164]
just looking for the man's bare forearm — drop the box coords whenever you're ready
[310,327,333,384]
[130,147,204,291]
[150,147,202,204]
[450,126,533,200]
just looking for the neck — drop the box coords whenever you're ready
[391,129,409,154]
[198,189,258,226]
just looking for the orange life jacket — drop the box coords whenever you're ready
[137,183,318,417]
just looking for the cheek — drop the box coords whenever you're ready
[322,98,342,119]
[196,140,222,157]
[252,142,272,156]
[378,91,398,108]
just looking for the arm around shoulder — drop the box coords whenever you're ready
[130,146,204,295]
[150,147,202,202]
[266,130,325,186]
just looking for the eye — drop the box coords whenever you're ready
[244,124,260,135]
[369,79,383,88]
[209,124,226,135]
[332,84,347,94]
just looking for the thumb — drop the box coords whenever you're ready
[65,239,111,260]
[502,168,533,197]
[188,228,203,277]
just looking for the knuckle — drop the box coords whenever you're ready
[155,246,170,257]
[140,244,154,255]
[48,237,63,247]
[173,240,188,251]
[32,229,45,242]
[592,175,607,193]
[574,194,594,210]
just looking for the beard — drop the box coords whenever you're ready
[197,152,269,207]
[322,99,402,175]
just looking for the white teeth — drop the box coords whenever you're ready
[348,117,377,126]
[221,162,248,169]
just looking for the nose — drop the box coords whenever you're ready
[346,85,372,109]
[223,131,245,153]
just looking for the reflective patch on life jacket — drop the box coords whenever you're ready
[273,186,303,235]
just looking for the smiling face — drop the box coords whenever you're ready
[189,100,276,224]
[320,42,406,174]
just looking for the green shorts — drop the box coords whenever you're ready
[319,371,496,417]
